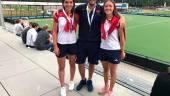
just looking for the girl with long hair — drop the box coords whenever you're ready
[98,0,126,96]
[52,0,76,95]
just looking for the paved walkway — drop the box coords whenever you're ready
[0,26,156,96]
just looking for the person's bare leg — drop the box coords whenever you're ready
[89,64,94,80]
[109,63,118,91]
[78,64,86,80]
[67,55,76,81]
[76,63,86,91]
[101,61,109,86]
[57,57,66,87]
[98,61,109,94]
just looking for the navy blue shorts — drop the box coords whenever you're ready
[99,48,121,64]
[76,41,100,65]
[57,43,77,58]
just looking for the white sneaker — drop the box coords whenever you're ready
[68,81,75,90]
[60,87,66,96]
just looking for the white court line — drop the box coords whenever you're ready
[126,20,170,30]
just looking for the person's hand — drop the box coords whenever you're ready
[54,46,60,56]
[120,50,126,60]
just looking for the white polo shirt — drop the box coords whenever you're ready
[57,16,77,44]
[26,28,38,46]
[100,21,120,50]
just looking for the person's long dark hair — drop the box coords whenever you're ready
[101,0,120,23]
[62,0,75,16]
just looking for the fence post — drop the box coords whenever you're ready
[0,0,5,27]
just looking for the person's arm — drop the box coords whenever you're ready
[48,34,53,43]
[26,30,31,45]
[119,14,125,31]
[119,16,126,60]
[32,29,38,43]
[52,12,59,56]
